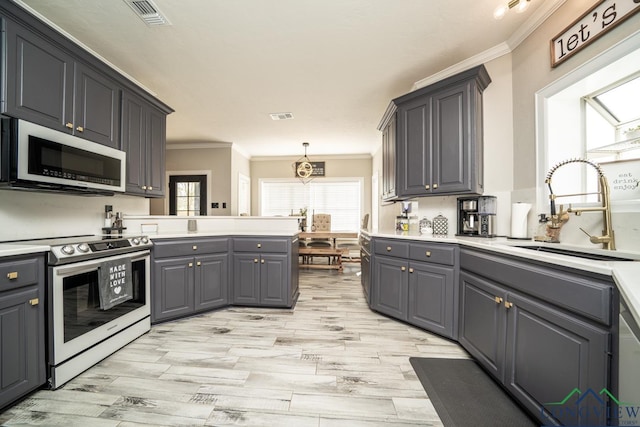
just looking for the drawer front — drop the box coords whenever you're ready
[409,243,456,266]
[233,238,289,253]
[153,238,229,258]
[373,239,409,258]
[359,236,371,253]
[0,256,42,291]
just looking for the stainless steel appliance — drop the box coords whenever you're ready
[457,196,497,237]
[38,235,151,388]
[0,117,126,195]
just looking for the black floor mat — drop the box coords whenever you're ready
[410,357,539,427]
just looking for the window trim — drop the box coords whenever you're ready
[169,174,208,216]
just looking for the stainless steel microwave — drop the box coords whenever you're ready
[0,118,126,195]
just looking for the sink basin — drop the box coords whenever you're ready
[514,245,636,262]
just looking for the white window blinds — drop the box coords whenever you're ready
[260,178,362,231]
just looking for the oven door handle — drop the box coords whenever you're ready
[53,250,150,276]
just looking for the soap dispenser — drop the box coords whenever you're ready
[534,213,550,242]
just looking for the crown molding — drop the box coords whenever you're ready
[166,141,233,150]
[412,0,567,91]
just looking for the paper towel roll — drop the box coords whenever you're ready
[510,202,532,238]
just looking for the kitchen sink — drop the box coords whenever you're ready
[514,245,637,262]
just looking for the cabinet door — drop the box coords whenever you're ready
[5,20,73,130]
[74,63,120,148]
[260,254,288,306]
[505,293,610,427]
[407,261,455,338]
[431,83,470,194]
[397,98,431,197]
[372,256,407,320]
[152,257,194,322]
[458,271,506,381]
[381,115,397,200]
[145,106,167,197]
[0,287,44,409]
[195,254,228,311]
[121,90,147,195]
[233,254,261,305]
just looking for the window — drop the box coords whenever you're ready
[260,178,363,231]
[169,175,207,216]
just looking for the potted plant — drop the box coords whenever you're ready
[299,207,308,231]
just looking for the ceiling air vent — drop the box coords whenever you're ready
[124,0,171,26]
[270,112,294,121]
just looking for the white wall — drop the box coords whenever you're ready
[0,191,148,241]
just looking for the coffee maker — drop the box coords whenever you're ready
[457,196,497,237]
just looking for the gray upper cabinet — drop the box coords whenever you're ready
[5,19,119,148]
[380,65,491,200]
[121,90,167,197]
[379,108,397,201]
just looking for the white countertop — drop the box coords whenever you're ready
[0,243,49,258]
[367,230,640,330]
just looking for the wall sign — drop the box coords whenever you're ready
[551,0,640,68]
[294,161,325,177]
[600,158,640,201]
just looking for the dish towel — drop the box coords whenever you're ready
[98,258,133,310]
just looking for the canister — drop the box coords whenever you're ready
[432,214,448,236]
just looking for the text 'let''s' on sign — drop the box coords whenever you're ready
[551,0,640,67]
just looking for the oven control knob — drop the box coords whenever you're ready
[61,245,75,255]
[141,236,149,244]
[132,238,140,245]
[76,243,90,253]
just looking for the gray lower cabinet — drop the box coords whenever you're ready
[232,237,299,308]
[5,17,120,148]
[151,238,229,323]
[0,254,46,410]
[121,90,167,197]
[459,248,613,427]
[371,238,457,339]
[359,233,371,304]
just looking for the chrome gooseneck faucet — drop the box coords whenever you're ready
[545,158,615,250]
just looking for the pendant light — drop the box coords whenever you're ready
[294,142,314,184]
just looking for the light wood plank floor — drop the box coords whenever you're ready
[0,264,468,426]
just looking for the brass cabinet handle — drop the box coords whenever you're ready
[425,184,430,190]
[505,301,513,309]
[401,266,406,271]
[188,262,193,267]
[261,259,265,264]
[7,272,18,280]
[196,261,201,266]
[76,126,84,132]
[65,122,73,129]
[254,259,259,263]
[141,185,148,190]
[494,296,503,304]
[433,183,438,189]
[147,186,153,191]
[193,245,198,250]
[386,246,392,252]
[409,268,414,273]
[425,251,431,257]
[257,243,262,248]
[29,298,39,306]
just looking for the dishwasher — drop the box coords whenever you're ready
[618,299,640,426]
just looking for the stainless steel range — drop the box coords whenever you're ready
[37,234,152,388]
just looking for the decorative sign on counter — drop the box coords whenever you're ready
[551,0,640,68]
[601,159,640,201]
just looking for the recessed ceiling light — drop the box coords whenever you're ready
[270,112,294,120]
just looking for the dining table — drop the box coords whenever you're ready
[298,231,359,248]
